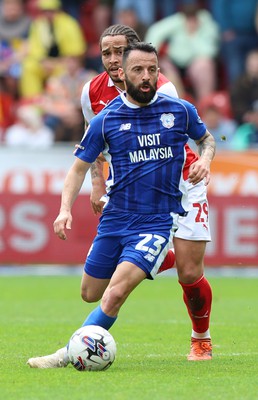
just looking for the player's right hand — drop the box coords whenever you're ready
[53,210,72,240]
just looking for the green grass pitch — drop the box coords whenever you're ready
[0,274,257,400]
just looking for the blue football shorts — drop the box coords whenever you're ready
[84,210,178,280]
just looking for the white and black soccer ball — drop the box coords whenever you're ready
[67,325,117,371]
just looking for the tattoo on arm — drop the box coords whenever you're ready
[90,158,103,179]
[196,131,216,161]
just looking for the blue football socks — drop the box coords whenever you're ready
[82,305,117,330]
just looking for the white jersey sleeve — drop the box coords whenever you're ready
[157,81,179,99]
[80,80,95,124]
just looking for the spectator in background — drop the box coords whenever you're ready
[209,0,258,85]
[115,6,148,40]
[0,77,16,141]
[4,103,54,148]
[20,0,86,99]
[113,0,178,26]
[145,0,220,102]
[230,49,258,126]
[60,0,85,20]
[231,100,258,151]
[188,91,237,151]
[36,54,97,142]
[113,0,156,26]
[0,0,31,99]
[79,0,116,73]
[198,101,237,151]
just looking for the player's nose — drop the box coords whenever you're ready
[109,52,119,63]
[142,69,151,81]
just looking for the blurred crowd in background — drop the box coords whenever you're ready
[0,0,258,151]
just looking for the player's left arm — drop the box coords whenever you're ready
[189,130,216,186]
[90,157,107,215]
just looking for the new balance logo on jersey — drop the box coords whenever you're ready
[119,123,131,131]
[144,253,155,262]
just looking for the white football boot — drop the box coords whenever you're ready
[27,347,69,368]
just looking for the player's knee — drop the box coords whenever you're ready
[177,264,203,284]
[102,285,126,311]
[81,288,101,303]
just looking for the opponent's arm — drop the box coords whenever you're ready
[189,130,216,186]
[53,158,90,240]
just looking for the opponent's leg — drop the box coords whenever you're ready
[157,248,176,274]
[174,238,212,360]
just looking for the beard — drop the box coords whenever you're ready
[125,76,157,104]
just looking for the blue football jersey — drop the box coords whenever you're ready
[75,93,207,214]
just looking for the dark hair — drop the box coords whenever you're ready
[99,24,141,49]
[122,42,158,65]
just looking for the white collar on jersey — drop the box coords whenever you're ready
[108,76,123,93]
[121,91,159,108]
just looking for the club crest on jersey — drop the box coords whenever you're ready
[160,113,175,129]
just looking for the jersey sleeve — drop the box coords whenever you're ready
[75,115,105,163]
[183,100,207,140]
[157,81,179,99]
[80,81,96,123]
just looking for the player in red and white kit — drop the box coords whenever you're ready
[81,25,213,361]
[27,26,213,368]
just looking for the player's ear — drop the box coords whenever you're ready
[118,67,125,81]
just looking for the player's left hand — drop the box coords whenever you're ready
[188,160,210,186]
[90,191,106,215]
[90,179,107,215]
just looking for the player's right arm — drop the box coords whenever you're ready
[73,124,106,215]
[81,80,108,215]
[53,158,90,240]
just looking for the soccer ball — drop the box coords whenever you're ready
[67,325,117,371]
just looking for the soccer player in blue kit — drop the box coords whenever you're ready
[27,42,216,368]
